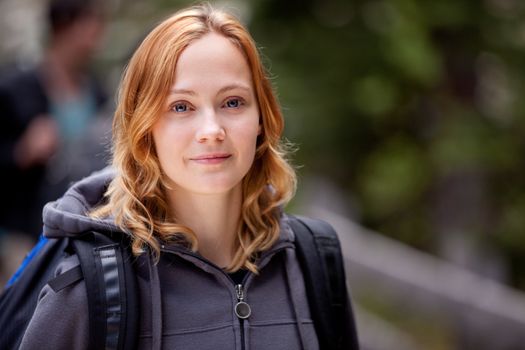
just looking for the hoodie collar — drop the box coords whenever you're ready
[42,167,121,238]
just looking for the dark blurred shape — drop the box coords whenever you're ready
[0,0,108,239]
[49,0,105,33]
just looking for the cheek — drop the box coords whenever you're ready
[152,122,181,169]
[152,123,164,157]
[239,121,261,159]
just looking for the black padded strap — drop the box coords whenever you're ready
[71,232,132,350]
[289,216,337,349]
[289,215,359,350]
[96,245,122,350]
[72,235,105,350]
[48,265,83,293]
[118,238,139,350]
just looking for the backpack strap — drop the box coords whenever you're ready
[288,215,359,350]
[71,231,139,350]
[48,265,83,292]
[0,237,70,350]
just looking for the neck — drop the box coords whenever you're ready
[46,41,81,75]
[167,185,243,269]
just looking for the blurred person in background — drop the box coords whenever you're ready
[0,0,108,284]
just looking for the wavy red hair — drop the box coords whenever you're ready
[92,4,296,272]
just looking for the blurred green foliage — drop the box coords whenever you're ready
[246,0,525,288]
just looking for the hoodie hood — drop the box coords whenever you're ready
[43,167,121,238]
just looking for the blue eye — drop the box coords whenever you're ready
[172,102,188,113]
[225,98,242,108]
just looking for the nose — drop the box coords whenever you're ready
[195,109,225,142]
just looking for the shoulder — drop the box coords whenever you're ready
[38,252,86,304]
[283,213,339,241]
[19,253,90,349]
[18,252,89,349]
[0,65,47,118]
[283,214,344,271]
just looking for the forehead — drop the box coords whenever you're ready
[172,32,253,91]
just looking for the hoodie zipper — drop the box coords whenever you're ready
[235,284,251,350]
[161,244,291,350]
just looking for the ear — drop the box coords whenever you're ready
[257,122,262,135]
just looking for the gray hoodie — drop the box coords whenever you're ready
[19,168,319,350]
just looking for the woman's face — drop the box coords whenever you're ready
[152,32,261,196]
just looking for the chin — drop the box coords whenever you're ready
[167,171,247,196]
[190,176,244,195]
[192,183,240,195]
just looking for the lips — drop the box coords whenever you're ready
[190,153,232,164]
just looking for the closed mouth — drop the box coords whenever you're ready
[189,153,232,164]
[190,153,232,161]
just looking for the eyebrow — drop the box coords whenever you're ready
[217,84,252,95]
[169,84,252,96]
[169,88,196,96]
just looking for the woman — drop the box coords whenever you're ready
[19,4,357,349]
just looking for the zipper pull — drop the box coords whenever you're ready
[234,284,251,319]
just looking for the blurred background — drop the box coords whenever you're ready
[1,0,525,349]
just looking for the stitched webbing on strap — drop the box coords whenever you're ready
[96,245,122,350]
[73,233,127,350]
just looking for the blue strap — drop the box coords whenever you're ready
[6,235,48,287]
